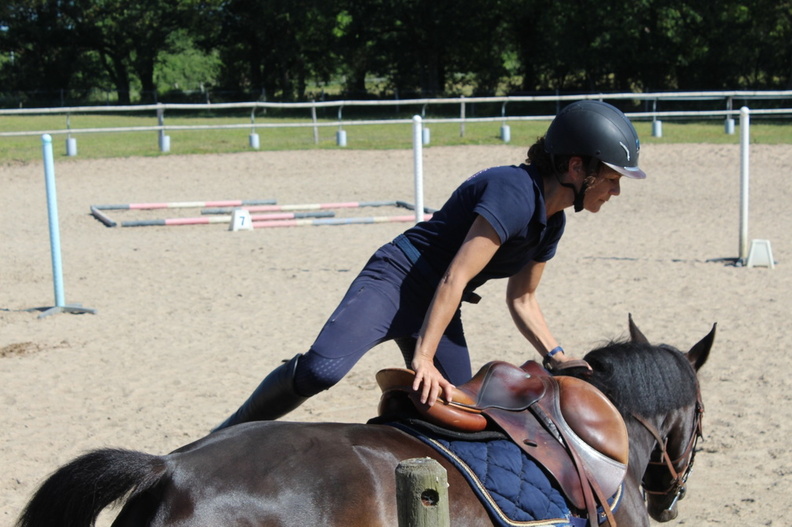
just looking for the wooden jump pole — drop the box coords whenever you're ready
[395,458,450,527]
[120,211,334,228]
[202,200,399,215]
[93,199,276,211]
[252,213,433,229]
[90,205,117,227]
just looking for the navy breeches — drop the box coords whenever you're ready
[293,242,472,397]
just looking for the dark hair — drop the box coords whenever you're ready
[526,136,601,181]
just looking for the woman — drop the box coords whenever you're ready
[213,100,646,430]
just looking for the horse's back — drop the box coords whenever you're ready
[114,421,492,527]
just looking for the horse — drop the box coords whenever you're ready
[17,316,714,527]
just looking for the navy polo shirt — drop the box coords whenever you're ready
[403,163,565,292]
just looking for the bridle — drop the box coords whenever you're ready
[631,382,704,510]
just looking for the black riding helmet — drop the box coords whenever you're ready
[545,100,647,180]
[544,100,646,211]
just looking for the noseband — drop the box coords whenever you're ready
[632,382,704,510]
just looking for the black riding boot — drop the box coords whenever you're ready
[213,354,307,432]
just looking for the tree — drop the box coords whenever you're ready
[66,0,216,103]
[0,0,96,105]
[4,0,792,106]
[333,0,391,97]
[210,0,340,101]
[338,0,514,98]
[686,0,792,89]
[155,30,222,97]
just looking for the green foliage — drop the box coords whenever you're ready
[155,31,221,96]
[1,0,792,105]
[209,0,341,101]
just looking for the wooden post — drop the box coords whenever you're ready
[459,96,465,138]
[311,101,319,145]
[395,457,450,527]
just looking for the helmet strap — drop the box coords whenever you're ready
[559,178,586,212]
[557,157,600,213]
[552,154,588,213]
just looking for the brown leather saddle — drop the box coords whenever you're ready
[376,360,628,526]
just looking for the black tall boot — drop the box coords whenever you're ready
[212,354,307,432]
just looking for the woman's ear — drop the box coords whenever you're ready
[567,156,585,181]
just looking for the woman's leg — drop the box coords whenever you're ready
[215,260,404,430]
[433,315,473,385]
[294,278,401,396]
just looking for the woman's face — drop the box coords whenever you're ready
[583,166,622,213]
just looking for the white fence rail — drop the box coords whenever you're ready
[2,91,792,142]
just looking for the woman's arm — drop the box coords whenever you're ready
[505,261,559,356]
[506,261,582,368]
[412,215,501,406]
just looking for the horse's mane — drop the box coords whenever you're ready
[581,340,698,418]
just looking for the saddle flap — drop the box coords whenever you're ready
[527,375,628,509]
[462,361,546,411]
[556,376,629,465]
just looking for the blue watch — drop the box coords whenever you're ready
[547,346,564,357]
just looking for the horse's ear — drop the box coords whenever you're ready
[628,313,650,344]
[687,323,716,371]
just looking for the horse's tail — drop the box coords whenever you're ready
[17,448,166,527]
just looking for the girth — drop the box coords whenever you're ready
[377,360,629,525]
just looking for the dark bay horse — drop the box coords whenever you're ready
[17,317,714,527]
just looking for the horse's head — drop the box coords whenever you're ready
[579,315,715,523]
[628,314,715,522]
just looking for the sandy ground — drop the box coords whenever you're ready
[1,142,791,526]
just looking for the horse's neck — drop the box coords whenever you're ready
[626,418,657,480]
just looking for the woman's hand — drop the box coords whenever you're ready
[411,355,455,407]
